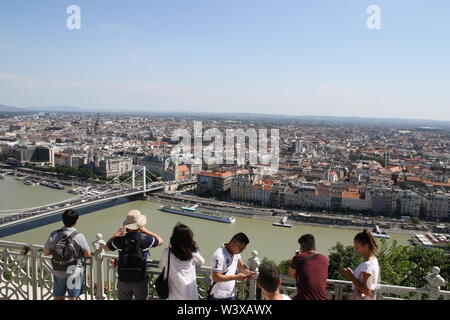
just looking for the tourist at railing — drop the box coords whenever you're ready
[104,209,164,300]
[257,264,291,300]
[42,209,91,300]
[287,234,329,300]
[158,223,205,300]
[208,232,256,300]
[340,229,380,300]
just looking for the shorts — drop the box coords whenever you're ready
[117,279,149,300]
[53,274,84,299]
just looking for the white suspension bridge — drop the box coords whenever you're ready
[0,166,196,231]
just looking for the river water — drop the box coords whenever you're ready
[0,175,411,263]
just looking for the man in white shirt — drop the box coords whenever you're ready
[209,233,256,300]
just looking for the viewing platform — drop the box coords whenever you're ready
[0,237,448,301]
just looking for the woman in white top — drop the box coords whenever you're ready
[340,229,380,300]
[159,223,205,300]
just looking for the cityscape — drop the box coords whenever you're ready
[1,113,449,245]
[0,0,449,306]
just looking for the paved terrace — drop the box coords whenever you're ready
[0,238,448,300]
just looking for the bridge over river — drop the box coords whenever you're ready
[0,166,196,237]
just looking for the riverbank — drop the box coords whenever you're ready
[149,194,422,237]
[0,165,105,188]
[1,176,413,262]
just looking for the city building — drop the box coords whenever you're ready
[97,158,132,178]
[197,170,234,199]
[397,190,421,218]
[141,154,171,177]
[425,192,450,220]
[231,174,259,203]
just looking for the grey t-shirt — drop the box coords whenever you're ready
[44,227,90,278]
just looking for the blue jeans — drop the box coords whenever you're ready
[53,274,84,299]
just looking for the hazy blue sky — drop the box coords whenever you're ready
[0,0,449,120]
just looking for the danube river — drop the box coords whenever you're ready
[0,175,411,263]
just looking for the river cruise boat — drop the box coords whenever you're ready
[40,180,65,190]
[159,204,236,224]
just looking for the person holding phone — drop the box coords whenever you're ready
[340,229,380,300]
[209,232,256,300]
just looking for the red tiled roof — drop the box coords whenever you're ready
[150,141,168,146]
[199,171,233,178]
[177,165,189,172]
[342,191,360,199]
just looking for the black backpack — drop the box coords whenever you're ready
[155,248,171,299]
[51,230,79,272]
[117,233,147,282]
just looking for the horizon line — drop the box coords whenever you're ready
[2,104,450,124]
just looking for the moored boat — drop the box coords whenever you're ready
[159,204,236,224]
[273,216,292,228]
[372,225,390,239]
[24,179,37,186]
[40,180,65,190]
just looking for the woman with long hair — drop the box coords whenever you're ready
[158,223,205,300]
[340,229,380,300]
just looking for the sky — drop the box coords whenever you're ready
[0,0,449,120]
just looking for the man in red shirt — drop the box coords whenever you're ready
[288,234,329,300]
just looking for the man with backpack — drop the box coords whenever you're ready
[43,209,91,300]
[104,209,164,300]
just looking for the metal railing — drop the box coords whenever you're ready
[1,239,449,300]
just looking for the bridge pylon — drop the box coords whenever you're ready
[131,165,148,190]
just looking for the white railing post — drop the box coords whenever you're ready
[248,276,258,300]
[92,234,106,300]
[30,246,39,300]
[336,282,344,300]
[247,250,261,300]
